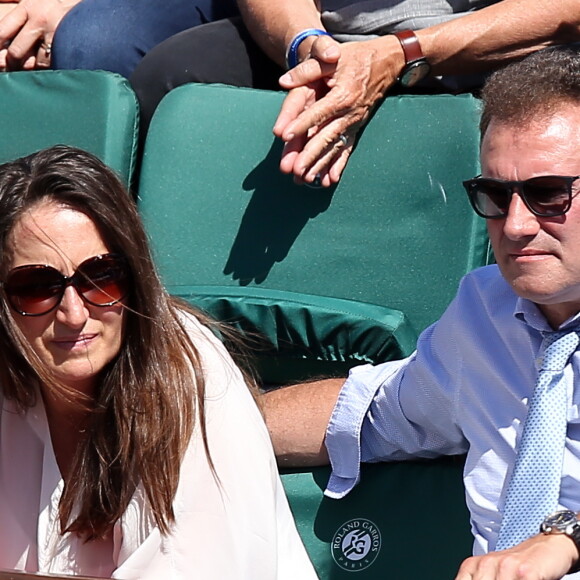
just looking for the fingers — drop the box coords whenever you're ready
[277,81,352,147]
[455,553,536,580]
[278,47,378,144]
[0,0,72,70]
[1,5,43,69]
[0,3,16,20]
[6,21,46,67]
[298,127,352,181]
[280,128,355,188]
[34,33,52,68]
[273,85,315,139]
[279,35,341,92]
[454,534,577,580]
[308,34,340,64]
[279,133,307,176]
[302,131,354,186]
[279,58,337,92]
[275,82,362,187]
[328,142,351,183]
[19,54,37,69]
[274,82,351,185]
[0,3,26,49]
[274,37,399,188]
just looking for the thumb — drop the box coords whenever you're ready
[309,34,340,63]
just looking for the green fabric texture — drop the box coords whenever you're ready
[137,85,481,576]
[280,458,472,578]
[177,286,417,384]
[0,70,139,186]
[139,84,489,335]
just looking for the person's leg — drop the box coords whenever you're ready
[51,0,239,78]
[130,17,284,134]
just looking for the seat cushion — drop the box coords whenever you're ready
[177,286,417,384]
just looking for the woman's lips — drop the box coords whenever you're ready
[52,333,98,350]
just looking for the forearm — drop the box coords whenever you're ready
[261,378,343,467]
[237,0,323,67]
[417,0,580,76]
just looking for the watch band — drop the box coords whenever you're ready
[568,524,580,573]
[392,30,425,66]
[540,510,580,574]
[391,30,430,87]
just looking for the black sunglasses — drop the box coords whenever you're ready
[462,174,580,219]
[3,253,130,316]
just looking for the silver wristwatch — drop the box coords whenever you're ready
[540,510,580,574]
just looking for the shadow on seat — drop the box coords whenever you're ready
[282,458,471,578]
[138,84,486,578]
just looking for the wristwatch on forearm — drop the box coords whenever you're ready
[392,30,431,88]
[540,510,580,574]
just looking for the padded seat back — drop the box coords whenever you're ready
[280,459,471,578]
[138,84,482,578]
[0,70,139,185]
[138,84,489,336]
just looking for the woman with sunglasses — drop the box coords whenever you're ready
[0,145,316,578]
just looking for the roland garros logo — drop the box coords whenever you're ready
[331,518,381,571]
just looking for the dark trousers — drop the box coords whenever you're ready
[129,17,285,134]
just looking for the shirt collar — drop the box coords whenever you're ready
[515,297,580,333]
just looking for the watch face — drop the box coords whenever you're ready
[399,60,431,88]
[543,510,578,531]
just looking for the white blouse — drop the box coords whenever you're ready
[0,313,316,579]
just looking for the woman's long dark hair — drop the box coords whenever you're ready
[0,145,211,539]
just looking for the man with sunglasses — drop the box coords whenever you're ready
[264,45,580,579]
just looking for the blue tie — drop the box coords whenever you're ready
[496,330,579,551]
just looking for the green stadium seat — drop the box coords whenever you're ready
[138,83,487,578]
[138,84,489,336]
[282,459,471,578]
[0,70,139,186]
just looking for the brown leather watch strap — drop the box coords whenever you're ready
[392,30,424,64]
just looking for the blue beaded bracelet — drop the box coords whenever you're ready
[285,28,332,69]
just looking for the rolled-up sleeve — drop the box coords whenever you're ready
[324,360,407,498]
[324,311,470,499]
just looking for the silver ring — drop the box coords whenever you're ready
[41,42,52,57]
[338,134,348,147]
[306,173,323,189]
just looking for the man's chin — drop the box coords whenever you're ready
[498,260,556,298]
[506,277,558,304]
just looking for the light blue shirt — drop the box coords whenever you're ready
[326,265,580,562]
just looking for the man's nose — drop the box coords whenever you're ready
[501,192,541,239]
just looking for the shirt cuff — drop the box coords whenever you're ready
[324,363,389,498]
